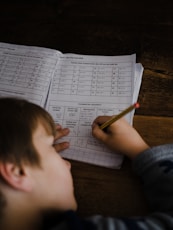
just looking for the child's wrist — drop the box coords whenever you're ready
[127,143,150,159]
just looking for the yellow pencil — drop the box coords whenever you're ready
[100,102,140,130]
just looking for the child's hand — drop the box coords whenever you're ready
[92,116,149,159]
[53,124,70,152]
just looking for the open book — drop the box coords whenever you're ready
[0,42,143,169]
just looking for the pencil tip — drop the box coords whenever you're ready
[134,102,140,108]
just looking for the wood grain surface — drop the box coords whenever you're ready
[0,0,173,217]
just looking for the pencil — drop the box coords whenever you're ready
[100,102,140,130]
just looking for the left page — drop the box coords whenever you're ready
[0,42,61,107]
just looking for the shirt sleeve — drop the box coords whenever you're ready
[87,144,173,230]
[133,143,173,214]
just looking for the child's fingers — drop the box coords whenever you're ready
[54,141,70,152]
[55,123,62,131]
[55,126,70,140]
[92,122,108,143]
[92,116,112,126]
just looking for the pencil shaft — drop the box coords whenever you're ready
[100,104,136,130]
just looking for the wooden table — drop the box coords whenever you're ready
[0,0,173,218]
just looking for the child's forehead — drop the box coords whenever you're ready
[33,121,53,139]
[36,117,55,136]
[33,123,47,137]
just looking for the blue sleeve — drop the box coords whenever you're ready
[87,144,173,229]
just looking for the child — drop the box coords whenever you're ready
[0,97,173,230]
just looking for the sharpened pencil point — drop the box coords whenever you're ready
[100,102,140,130]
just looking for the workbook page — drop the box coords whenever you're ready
[0,42,60,107]
[46,53,137,169]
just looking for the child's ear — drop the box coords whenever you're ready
[0,162,32,192]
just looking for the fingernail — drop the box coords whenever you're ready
[92,122,96,128]
[64,142,70,148]
[56,124,61,128]
[64,128,70,134]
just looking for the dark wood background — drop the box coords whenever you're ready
[0,0,173,217]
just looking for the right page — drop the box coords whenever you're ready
[46,53,142,169]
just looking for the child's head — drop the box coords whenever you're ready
[0,97,56,167]
[0,98,77,222]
